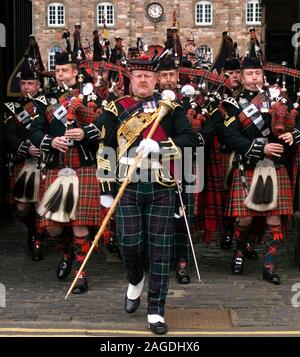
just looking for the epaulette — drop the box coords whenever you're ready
[35,95,48,106]
[222,97,239,109]
[105,101,118,117]
[4,102,15,115]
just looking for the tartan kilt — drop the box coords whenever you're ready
[194,135,226,243]
[40,165,102,227]
[226,164,293,217]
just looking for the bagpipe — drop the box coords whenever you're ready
[179,68,231,128]
[46,81,99,127]
[79,60,128,98]
[269,97,298,138]
[79,60,129,76]
[179,66,232,89]
[180,84,206,130]
[263,61,300,80]
[256,66,299,138]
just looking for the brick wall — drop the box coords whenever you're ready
[33,0,262,70]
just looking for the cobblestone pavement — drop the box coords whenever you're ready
[0,219,300,336]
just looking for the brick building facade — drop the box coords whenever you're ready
[33,0,263,70]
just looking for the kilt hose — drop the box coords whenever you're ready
[226,165,293,217]
[40,165,102,227]
[116,182,176,317]
[173,190,194,266]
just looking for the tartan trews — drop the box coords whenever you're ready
[116,183,175,317]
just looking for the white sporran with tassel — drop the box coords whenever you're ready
[13,158,41,203]
[244,158,278,211]
[38,168,79,223]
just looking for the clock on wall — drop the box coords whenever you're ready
[146,2,164,22]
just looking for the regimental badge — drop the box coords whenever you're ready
[49,97,58,106]
[239,98,248,105]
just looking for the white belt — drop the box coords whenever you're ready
[119,156,161,169]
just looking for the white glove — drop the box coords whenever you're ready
[136,138,160,159]
[100,194,114,208]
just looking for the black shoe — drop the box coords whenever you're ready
[262,267,281,285]
[176,262,190,284]
[32,241,43,261]
[231,252,244,274]
[220,230,233,250]
[56,256,73,280]
[72,276,88,294]
[148,321,168,335]
[125,296,140,314]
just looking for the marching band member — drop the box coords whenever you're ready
[4,63,47,261]
[222,57,300,284]
[29,52,102,293]
[96,55,197,334]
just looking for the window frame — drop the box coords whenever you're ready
[246,0,262,25]
[47,2,66,27]
[195,1,213,26]
[96,2,115,28]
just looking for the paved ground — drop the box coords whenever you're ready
[1,218,300,337]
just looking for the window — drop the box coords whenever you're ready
[195,1,212,26]
[196,45,213,65]
[48,46,63,71]
[48,2,65,27]
[97,2,115,27]
[246,0,262,25]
